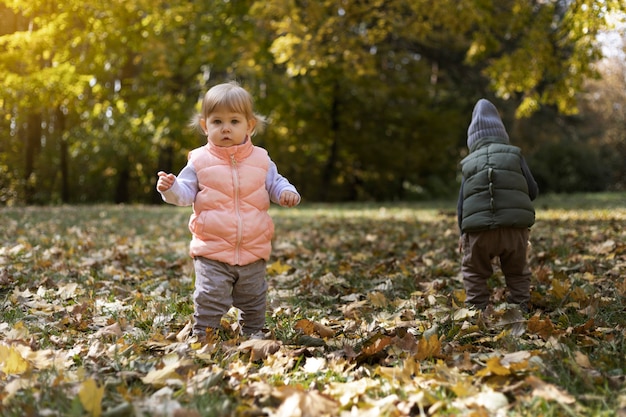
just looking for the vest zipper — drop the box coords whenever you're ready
[231,154,242,265]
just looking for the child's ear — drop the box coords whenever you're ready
[199,118,208,134]
[247,118,257,134]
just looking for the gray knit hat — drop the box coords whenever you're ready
[467,99,509,149]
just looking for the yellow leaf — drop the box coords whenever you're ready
[267,260,292,275]
[415,334,441,361]
[451,379,477,398]
[376,364,414,384]
[549,276,570,300]
[78,378,104,417]
[0,344,31,375]
[476,356,511,377]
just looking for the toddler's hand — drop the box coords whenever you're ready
[279,191,299,208]
[157,171,176,192]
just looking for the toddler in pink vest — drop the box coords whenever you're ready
[157,81,300,341]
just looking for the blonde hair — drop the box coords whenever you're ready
[191,81,266,136]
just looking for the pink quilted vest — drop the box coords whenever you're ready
[187,140,273,266]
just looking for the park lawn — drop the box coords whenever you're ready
[0,192,625,416]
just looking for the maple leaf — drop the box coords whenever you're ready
[267,260,293,276]
[527,315,556,340]
[415,334,441,361]
[476,356,511,377]
[549,274,570,301]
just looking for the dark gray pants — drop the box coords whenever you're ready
[192,257,267,335]
[461,228,531,309]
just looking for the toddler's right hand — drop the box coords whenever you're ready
[157,171,176,192]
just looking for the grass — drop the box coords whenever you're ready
[0,192,625,416]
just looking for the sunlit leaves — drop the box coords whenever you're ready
[0,202,625,415]
[0,345,31,375]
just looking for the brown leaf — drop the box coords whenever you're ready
[295,319,336,338]
[527,315,555,340]
[295,319,316,335]
[238,339,282,361]
[367,291,388,308]
[360,333,393,357]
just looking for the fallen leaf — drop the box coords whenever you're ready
[141,358,195,387]
[273,386,338,417]
[415,334,441,361]
[267,260,293,276]
[238,339,282,361]
[574,351,593,368]
[78,378,104,417]
[527,315,555,340]
[526,375,576,404]
[476,356,511,377]
[368,291,389,308]
[0,344,31,375]
[452,389,509,414]
[303,357,327,373]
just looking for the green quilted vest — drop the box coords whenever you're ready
[460,138,535,232]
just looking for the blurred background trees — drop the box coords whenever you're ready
[1,0,624,205]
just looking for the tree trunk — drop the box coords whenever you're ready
[115,166,130,204]
[56,107,70,202]
[23,113,42,204]
[320,83,340,201]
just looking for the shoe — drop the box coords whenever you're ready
[189,327,217,344]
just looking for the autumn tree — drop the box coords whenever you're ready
[1,0,624,204]
[250,0,626,200]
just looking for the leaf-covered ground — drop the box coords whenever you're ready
[1,194,625,416]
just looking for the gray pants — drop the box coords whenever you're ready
[192,257,267,335]
[461,228,531,309]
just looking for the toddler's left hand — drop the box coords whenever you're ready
[279,191,299,208]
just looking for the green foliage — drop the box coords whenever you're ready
[0,0,624,203]
[529,140,611,193]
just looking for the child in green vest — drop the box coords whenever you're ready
[457,99,538,312]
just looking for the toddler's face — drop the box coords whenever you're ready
[201,107,255,147]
